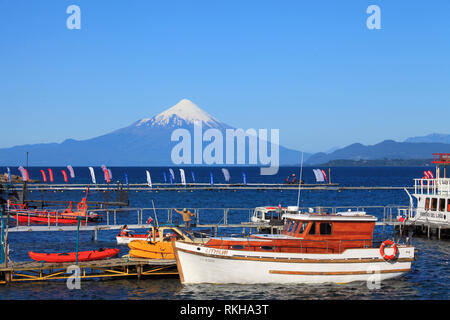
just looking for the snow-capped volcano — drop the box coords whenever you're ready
[136,99,227,129]
[0,98,304,166]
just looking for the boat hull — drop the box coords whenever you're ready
[173,241,415,284]
[128,240,174,259]
[116,235,150,245]
[12,212,99,225]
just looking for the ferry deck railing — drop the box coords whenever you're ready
[414,178,450,196]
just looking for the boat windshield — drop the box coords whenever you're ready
[179,228,194,241]
[267,210,279,219]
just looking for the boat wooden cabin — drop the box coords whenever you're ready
[205,210,377,254]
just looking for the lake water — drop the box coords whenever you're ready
[0,166,448,300]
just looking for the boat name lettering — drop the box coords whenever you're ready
[205,248,229,256]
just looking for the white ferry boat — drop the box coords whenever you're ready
[401,153,450,235]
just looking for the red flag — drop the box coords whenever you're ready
[48,169,54,182]
[103,168,110,183]
[61,170,68,183]
[321,169,328,182]
[427,171,434,179]
[40,169,47,182]
[146,217,153,224]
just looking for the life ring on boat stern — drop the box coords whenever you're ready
[380,240,398,260]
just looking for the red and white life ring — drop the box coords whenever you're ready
[379,240,398,260]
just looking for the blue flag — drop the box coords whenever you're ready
[6,167,11,183]
[210,171,214,185]
[163,171,167,183]
[124,173,128,185]
[169,173,173,185]
[242,172,247,185]
[191,171,195,183]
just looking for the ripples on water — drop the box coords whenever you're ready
[0,167,449,300]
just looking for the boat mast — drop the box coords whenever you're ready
[297,152,304,208]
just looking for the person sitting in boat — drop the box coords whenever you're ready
[174,208,195,231]
[119,225,129,237]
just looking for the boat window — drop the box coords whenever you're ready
[256,210,263,219]
[231,245,245,250]
[296,222,307,235]
[319,223,332,235]
[447,200,450,212]
[439,199,446,211]
[283,221,291,232]
[268,210,278,219]
[179,229,194,241]
[288,222,298,233]
[260,246,274,251]
[308,222,316,235]
[431,198,438,211]
[425,198,430,210]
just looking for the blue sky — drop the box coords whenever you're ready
[1,0,449,153]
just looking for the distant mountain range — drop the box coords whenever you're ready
[0,99,305,166]
[0,99,448,167]
[404,133,450,144]
[305,140,450,165]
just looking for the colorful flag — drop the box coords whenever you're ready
[61,170,68,183]
[40,169,47,182]
[221,168,230,182]
[321,169,328,182]
[313,169,325,182]
[18,166,28,181]
[67,165,75,178]
[89,167,96,184]
[179,169,186,185]
[48,168,54,182]
[146,170,152,188]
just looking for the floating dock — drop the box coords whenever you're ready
[8,182,415,192]
[0,257,177,284]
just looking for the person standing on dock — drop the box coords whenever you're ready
[174,208,195,231]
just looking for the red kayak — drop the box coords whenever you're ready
[28,248,120,263]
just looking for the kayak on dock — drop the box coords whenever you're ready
[28,248,120,263]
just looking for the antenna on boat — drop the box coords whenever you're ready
[151,200,159,228]
[296,152,304,209]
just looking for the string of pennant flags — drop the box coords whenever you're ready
[6,165,246,186]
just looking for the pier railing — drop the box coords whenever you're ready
[6,205,409,233]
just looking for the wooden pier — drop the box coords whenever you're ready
[0,256,177,284]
